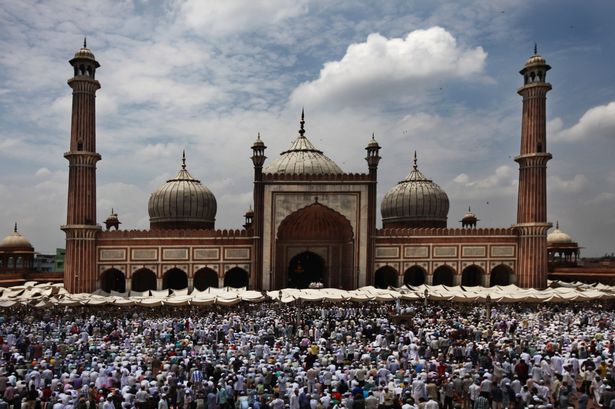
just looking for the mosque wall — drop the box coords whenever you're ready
[373,233,518,286]
[95,233,254,291]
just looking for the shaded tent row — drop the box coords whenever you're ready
[0,281,614,308]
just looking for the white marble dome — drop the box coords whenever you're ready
[381,153,449,228]
[263,112,343,176]
[547,222,573,244]
[148,154,217,230]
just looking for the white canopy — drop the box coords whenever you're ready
[0,281,612,308]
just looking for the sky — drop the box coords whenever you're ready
[0,0,614,257]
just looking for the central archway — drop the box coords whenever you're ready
[288,251,325,289]
[275,202,355,289]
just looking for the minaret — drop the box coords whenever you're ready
[251,132,267,289]
[61,39,102,293]
[365,134,381,286]
[514,45,552,289]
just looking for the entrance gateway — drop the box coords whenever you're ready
[274,202,355,289]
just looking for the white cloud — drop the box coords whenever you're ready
[588,192,615,204]
[551,101,615,142]
[179,0,309,36]
[454,173,469,183]
[290,27,487,109]
[35,168,51,178]
[549,174,588,193]
[469,165,514,189]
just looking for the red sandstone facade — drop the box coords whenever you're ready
[62,44,557,293]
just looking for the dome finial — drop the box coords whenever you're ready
[534,42,538,55]
[556,220,559,230]
[14,222,17,233]
[299,108,305,137]
[413,150,418,170]
[468,205,471,212]
[182,150,186,170]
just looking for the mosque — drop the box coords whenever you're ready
[1,43,581,292]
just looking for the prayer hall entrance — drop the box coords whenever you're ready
[274,202,355,289]
[288,251,325,289]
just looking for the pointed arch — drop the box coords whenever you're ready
[490,264,513,286]
[403,265,426,286]
[432,265,455,286]
[194,267,218,291]
[224,267,249,288]
[461,264,484,287]
[374,266,398,289]
[163,268,188,290]
[277,202,353,241]
[131,268,157,292]
[100,268,126,293]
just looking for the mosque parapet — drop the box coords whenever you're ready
[98,228,252,239]
[376,227,517,237]
[262,172,371,181]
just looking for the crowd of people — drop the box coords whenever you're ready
[0,300,613,409]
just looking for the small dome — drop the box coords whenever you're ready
[525,53,546,66]
[74,46,96,61]
[252,133,265,148]
[381,152,449,228]
[71,39,99,65]
[460,206,478,227]
[263,111,343,176]
[547,221,573,244]
[367,134,380,149]
[148,153,217,230]
[106,209,119,222]
[0,224,33,250]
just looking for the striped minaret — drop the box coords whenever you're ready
[514,45,552,289]
[61,39,102,293]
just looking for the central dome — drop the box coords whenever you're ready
[148,152,217,230]
[381,152,449,228]
[263,111,343,176]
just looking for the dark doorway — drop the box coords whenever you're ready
[374,266,398,289]
[432,265,455,286]
[131,268,157,292]
[163,268,188,290]
[490,264,513,286]
[224,267,249,288]
[461,265,483,287]
[101,268,126,293]
[404,265,426,286]
[194,267,218,291]
[288,251,325,289]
